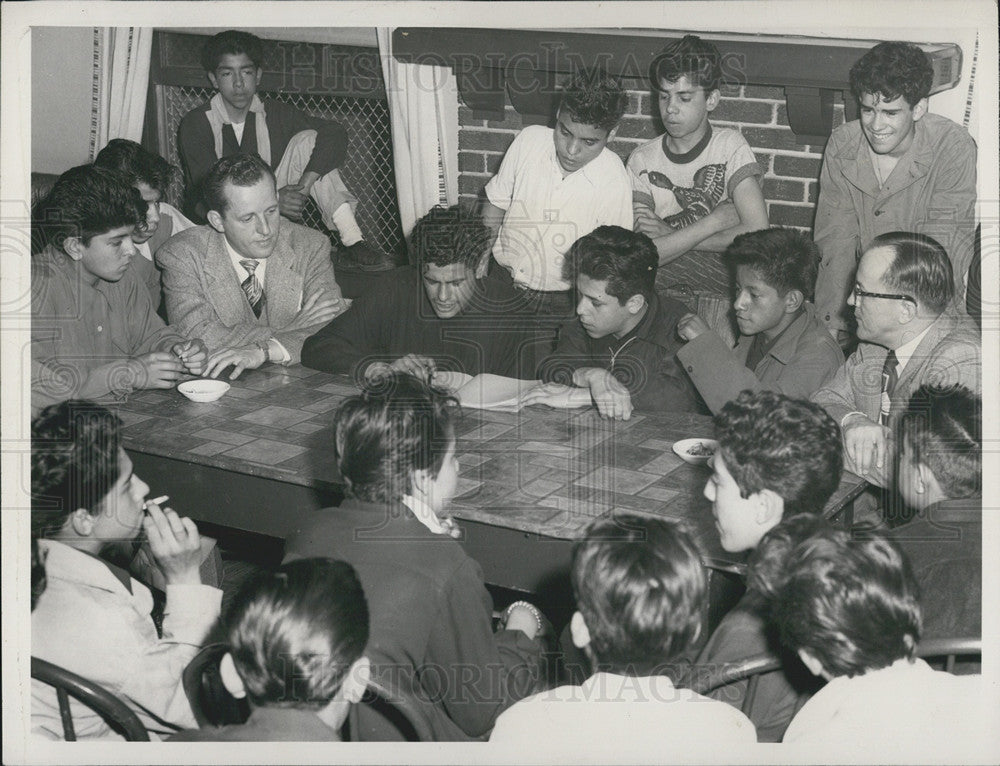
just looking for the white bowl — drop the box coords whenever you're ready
[672,438,719,466]
[177,379,230,403]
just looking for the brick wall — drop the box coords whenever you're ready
[458,78,846,232]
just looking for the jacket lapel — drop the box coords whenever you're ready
[206,230,257,323]
[890,314,952,416]
[261,228,304,328]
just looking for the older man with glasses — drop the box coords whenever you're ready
[811,231,980,488]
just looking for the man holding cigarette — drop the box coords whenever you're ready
[31,164,208,413]
[30,400,222,740]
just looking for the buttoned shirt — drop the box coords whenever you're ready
[31,245,188,411]
[223,237,291,363]
[485,125,632,291]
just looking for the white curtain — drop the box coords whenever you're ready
[90,27,153,158]
[377,28,459,237]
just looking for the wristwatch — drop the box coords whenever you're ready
[255,339,271,364]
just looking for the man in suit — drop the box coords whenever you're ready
[157,153,348,378]
[812,231,980,488]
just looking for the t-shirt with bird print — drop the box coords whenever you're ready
[627,124,762,228]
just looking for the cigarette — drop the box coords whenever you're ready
[143,495,169,510]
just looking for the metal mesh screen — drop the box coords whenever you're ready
[159,85,405,258]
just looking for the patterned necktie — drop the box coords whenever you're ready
[240,259,265,318]
[879,350,898,425]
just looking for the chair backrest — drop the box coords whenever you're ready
[344,678,437,742]
[688,636,983,714]
[687,653,785,715]
[917,637,982,674]
[181,643,251,728]
[31,657,150,741]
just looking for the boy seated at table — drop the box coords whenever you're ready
[31,400,222,739]
[302,205,534,380]
[489,515,756,753]
[535,226,702,419]
[775,527,985,753]
[628,34,767,269]
[686,390,843,741]
[676,228,843,413]
[283,373,548,741]
[93,138,195,310]
[31,165,207,412]
[170,558,371,742]
[479,66,632,318]
[883,384,981,642]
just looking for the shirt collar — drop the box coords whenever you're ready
[400,495,451,536]
[893,323,933,374]
[225,237,267,283]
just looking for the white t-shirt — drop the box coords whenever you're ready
[490,671,756,755]
[628,125,762,229]
[783,658,986,758]
[485,124,632,292]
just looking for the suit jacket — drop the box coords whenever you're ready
[156,222,344,363]
[811,312,980,483]
[677,302,843,414]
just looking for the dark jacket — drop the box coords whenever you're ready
[301,267,535,379]
[885,497,981,641]
[283,498,546,741]
[168,707,340,742]
[537,292,705,413]
[177,99,348,221]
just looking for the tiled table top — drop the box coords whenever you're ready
[114,366,864,572]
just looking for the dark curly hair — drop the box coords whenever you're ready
[32,164,144,253]
[772,528,922,677]
[651,34,723,93]
[849,41,933,107]
[409,204,492,271]
[563,226,658,303]
[559,67,627,133]
[201,29,264,73]
[333,373,458,503]
[713,390,843,515]
[572,515,706,674]
[94,139,179,197]
[31,400,123,539]
[226,558,369,709]
[723,227,820,300]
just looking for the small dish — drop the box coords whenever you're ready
[177,379,230,403]
[672,438,718,466]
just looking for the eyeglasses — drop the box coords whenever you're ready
[851,285,916,304]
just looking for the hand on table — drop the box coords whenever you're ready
[128,351,185,389]
[519,382,590,410]
[205,344,266,380]
[586,369,634,421]
[172,338,208,375]
[388,354,438,381]
[842,414,891,484]
[142,501,203,586]
[676,313,711,342]
[283,292,345,332]
[278,184,308,221]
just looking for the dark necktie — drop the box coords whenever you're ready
[240,259,265,319]
[879,350,898,425]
